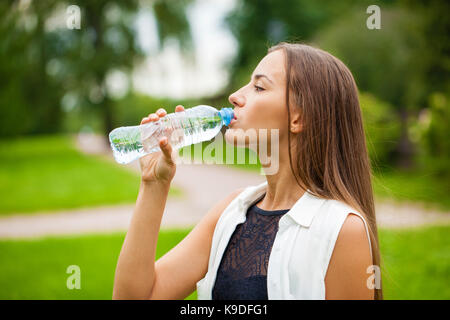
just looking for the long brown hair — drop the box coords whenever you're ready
[269,42,383,299]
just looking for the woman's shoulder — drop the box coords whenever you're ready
[311,197,372,254]
[305,197,369,242]
[318,197,365,222]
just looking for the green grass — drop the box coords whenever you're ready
[379,225,450,299]
[0,225,448,299]
[0,134,181,215]
[0,229,196,300]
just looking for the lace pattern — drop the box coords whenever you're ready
[212,196,289,300]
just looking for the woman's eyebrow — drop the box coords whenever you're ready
[253,73,274,84]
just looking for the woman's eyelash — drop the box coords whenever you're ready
[254,85,265,92]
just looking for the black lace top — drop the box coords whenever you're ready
[212,195,290,300]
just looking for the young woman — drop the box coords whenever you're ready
[113,42,382,300]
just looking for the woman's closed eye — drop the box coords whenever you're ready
[254,85,265,92]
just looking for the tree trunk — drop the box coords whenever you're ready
[394,109,415,169]
[102,96,114,144]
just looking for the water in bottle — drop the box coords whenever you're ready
[109,105,235,164]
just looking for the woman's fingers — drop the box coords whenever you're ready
[141,106,184,124]
[159,136,174,165]
[140,113,156,124]
[140,117,149,125]
[156,108,167,117]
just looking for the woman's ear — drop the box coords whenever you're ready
[290,111,303,133]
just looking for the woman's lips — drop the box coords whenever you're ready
[229,111,238,126]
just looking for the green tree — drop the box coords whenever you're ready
[0,1,63,136]
[0,0,193,138]
[359,93,401,168]
[314,6,425,168]
[315,2,450,168]
[419,93,450,179]
[52,0,193,137]
[400,0,450,99]
[224,0,395,91]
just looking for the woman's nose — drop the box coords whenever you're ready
[229,91,245,108]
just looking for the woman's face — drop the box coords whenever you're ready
[225,49,289,151]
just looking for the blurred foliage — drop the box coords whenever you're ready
[153,0,193,50]
[359,93,401,169]
[422,93,450,162]
[315,6,424,111]
[225,0,393,90]
[61,90,205,136]
[313,2,449,169]
[0,0,192,137]
[416,92,450,180]
[225,0,449,170]
[0,1,62,136]
[111,93,201,127]
[399,0,450,100]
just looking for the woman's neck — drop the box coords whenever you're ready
[258,163,306,211]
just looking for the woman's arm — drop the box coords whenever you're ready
[113,182,244,300]
[113,179,170,299]
[113,106,181,299]
[324,213,375,300]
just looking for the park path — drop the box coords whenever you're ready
[0,133,449,239]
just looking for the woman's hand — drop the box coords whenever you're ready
[139,105,185,185]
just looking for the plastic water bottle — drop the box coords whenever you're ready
[109,105,234,164]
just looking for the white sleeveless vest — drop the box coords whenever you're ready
[196,181,372,300]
